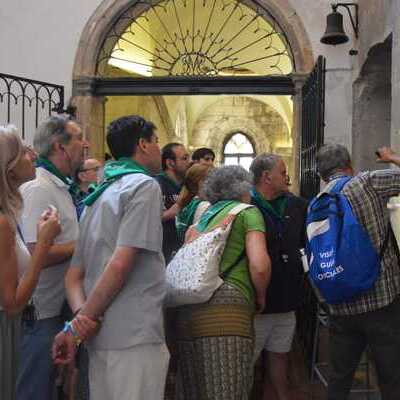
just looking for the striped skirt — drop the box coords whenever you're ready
[174,283,255,400]
[0,311,21,400]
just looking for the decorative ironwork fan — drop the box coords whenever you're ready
[97,0,293,77]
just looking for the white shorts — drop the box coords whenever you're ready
[253,312,296,361]
[88,343,170,400]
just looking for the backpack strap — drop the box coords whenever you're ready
[330,176,352,193]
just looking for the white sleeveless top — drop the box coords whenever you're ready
[15,228,30,279]
[0,228,31,311]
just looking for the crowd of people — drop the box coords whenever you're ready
[0,114,400,400]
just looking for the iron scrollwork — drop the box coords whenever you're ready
[97,0,294,77]
[0,73,64,139]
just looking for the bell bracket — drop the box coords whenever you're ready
[331,2,359,38]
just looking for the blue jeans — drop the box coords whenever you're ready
[16,316,63,400]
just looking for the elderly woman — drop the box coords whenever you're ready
[175,165,271,400]
[0,125,60,400]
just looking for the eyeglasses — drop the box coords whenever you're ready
[175,155,190,162]
[80,166,101,173]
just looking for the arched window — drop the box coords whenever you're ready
[223,133,255,170]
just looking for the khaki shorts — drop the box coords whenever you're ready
[253,312,296,360]
[88,343,170,400]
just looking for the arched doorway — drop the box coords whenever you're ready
[72,0,314,192]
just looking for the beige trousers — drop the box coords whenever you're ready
[88,343,170,400]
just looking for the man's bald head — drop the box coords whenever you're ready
[77,158,102,189]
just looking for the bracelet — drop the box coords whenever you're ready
[73,308,81,318]
[63,321,82,346]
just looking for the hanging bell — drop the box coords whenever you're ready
[320,10,349,45]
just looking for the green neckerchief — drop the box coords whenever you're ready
[84,158,150,206]
[36,157,80,200]
[157,172,181,192]
[251,189,287,219]
[197,200,237,232]
[176,197,202,241]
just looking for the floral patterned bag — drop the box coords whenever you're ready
[165,203,252,307]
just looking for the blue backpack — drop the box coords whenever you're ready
[306,176,385,304]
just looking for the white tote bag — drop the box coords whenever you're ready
[165,203,252,307]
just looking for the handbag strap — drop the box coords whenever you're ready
[228,203,253,216]
[219,204,254,279]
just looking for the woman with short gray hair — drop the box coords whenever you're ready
[175,165,271,400]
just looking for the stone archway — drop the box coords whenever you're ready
[73,0,313,79]
[72,0,314,190]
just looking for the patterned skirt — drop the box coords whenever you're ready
[0,311,20,400]
[174,283,254,400]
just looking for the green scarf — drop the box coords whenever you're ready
[84,158,150,206]
[156,172,181,192]
[251,189,287,218]
[176,198,202,241]
[196,200,236,232]
[36,157,80,200]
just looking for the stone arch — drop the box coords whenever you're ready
[73,0,313,80]
[71,0,313,181]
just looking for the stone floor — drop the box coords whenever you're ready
[251,343,381,400]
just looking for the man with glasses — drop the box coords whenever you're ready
[74,158,103,219]
[156,142,190,263]
[76,158,102,194]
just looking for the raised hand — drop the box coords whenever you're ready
[37,205,61,245]
[376,147,397,163]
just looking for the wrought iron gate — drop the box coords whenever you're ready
[300,55,326,199]
[0,73,64,140]
[298,55,326,371]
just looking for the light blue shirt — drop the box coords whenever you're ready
[71,173,166,350]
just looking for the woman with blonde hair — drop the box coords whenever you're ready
[0,125,60,400]
[175,163,213,241]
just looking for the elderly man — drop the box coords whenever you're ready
[53,115,169,400]
[75,158,102,219]
[250,154,307,400]
[76,158,102,194]
[16,115,88,400]
[316,144,400,400]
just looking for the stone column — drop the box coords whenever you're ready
[72,78,106,161]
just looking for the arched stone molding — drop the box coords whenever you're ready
[72,0,314,80]
[71,0,314,175]
[152,96,175,141]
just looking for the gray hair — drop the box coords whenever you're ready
[317,144,351,181]
[201,165,253,204]
[33,115,73,157]
[250,153,282,184]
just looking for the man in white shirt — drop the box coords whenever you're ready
[53,115,169,400]
[17,115,88,400]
